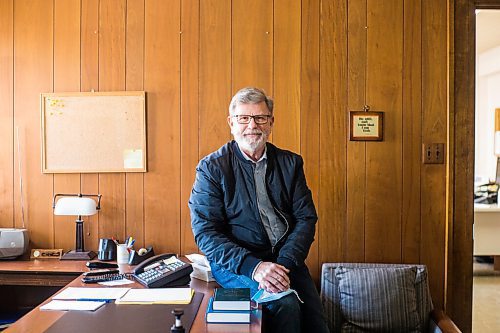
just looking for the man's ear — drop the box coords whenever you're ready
[227,115,233,127]
[269,116,275,126]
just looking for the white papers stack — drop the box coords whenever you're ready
[116,288,193,305]
[40,287,132,312]
[53,287,130,301]
[40,300,106,312]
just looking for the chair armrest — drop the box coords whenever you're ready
[430,309,462,333]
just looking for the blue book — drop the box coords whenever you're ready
[206,297,251,324]
[213,288,251,311]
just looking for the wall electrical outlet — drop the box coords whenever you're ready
[422,143,445,164]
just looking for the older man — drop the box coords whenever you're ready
[189,87,329,333]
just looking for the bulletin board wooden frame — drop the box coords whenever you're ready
[41,91,147,173]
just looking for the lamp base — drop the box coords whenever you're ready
[61,250,96,260]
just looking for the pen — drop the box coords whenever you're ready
[76,299,114,303]
[111,237,119,246]
[128,239,135,248]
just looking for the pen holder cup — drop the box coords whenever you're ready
[116,244,130,264]
[128,246,155,265]
[97,238,117,261]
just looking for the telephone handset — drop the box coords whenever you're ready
[132,253,193,288]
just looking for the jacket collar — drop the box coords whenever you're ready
[231,140,274,164]
[237,145,267,164]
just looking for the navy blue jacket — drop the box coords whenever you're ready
[189,140,317,278]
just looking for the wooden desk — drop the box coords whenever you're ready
[2,261,262,333]
[0,260,87,315]
[0,260,87,286]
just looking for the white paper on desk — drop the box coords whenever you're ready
[98,278,135,286]
[53,287,130,300]
[40,300,106,311]
[116,288,193,304]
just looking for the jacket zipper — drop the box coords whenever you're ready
[271,206,289,255]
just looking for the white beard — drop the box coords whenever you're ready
[232,129,268,154]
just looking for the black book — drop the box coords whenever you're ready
[213,288,251,311]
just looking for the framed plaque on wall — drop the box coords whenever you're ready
[349,110,384,141]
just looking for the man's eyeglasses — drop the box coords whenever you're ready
[232,114,272,125]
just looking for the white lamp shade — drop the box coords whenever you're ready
[54,197,98,216]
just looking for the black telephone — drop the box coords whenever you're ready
[82,272,132,284]
[132,253,193,288]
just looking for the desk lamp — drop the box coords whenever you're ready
[53,193,102,260]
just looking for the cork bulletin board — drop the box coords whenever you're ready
[41,91,147,173]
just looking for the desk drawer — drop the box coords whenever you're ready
[0,272,79,286]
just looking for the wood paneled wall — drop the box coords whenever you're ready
[0,0,459,324]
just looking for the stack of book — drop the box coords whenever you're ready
[206,288,251,324]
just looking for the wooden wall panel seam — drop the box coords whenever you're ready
[419,0,424,268]
[401,0,423,265]
[300,0,321,280]
[144,0,182,254]
[178,1,182,255]
[14,0,55,247]
[98,0,127,242]
[53,0,83,251]
[80,0,99,252]
[346,0,368,262]
[51,0,55,250]
[365,0,404,263]
[421,0,447,310]
[0,0,14,229]
[180,0,201,254]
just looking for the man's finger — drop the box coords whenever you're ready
[266,274,289,291]
[270,276,289,291]
[271,263,289,273]
[275,270,290,283]
[263,280,280,293]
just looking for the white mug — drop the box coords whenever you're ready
[116,244,130,264]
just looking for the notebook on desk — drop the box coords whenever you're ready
[44,292,203,333]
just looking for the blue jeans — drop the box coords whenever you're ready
[211,262,330,333]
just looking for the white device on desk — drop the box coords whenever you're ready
[0,228,29,259]
[474,204,500,255]
[185,253,216,282]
